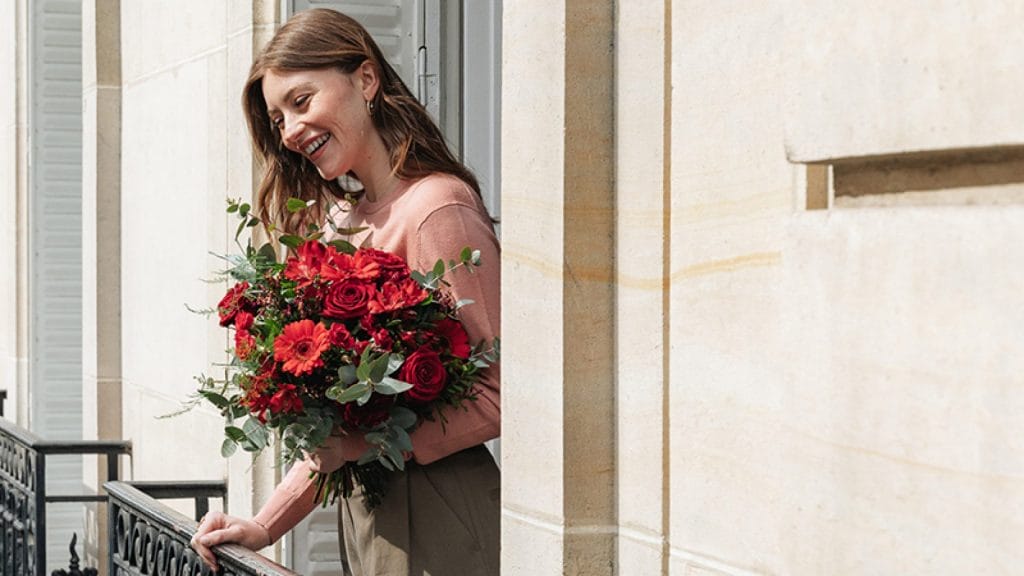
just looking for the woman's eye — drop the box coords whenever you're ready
[294,95,309,108]
[271,117,284,130]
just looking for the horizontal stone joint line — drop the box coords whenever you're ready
[669,546,765,576]
[503,507,617,537]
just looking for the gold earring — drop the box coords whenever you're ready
[366,99,375,116]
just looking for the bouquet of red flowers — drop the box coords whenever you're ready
[193,198,498,508]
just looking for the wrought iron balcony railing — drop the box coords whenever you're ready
[105,481,299,576]
[0,416,132,576]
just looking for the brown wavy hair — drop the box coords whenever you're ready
[242,8,480,235]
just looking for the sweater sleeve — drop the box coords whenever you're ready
[406,200,501,464]
[251,459,320,544]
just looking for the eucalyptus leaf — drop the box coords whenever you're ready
[368,353,390,383]
[364,432,386,445]
[326,382,369,404]
[432,259,446,279]
[356,387,374,406]
[227,203,239,214]
[386,354,404,375]
[460,246,472,263]
[375,377,413,395]
[337,364,358,385]
[221,438,238,458]
[471,249,481,265]
[225,426,247,443]
[391,425,413,452]
[357,448,377,466]
[454,298,475,310]
[385,445,406,471]
[389,406,418,429]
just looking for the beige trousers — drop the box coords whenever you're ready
[338,445,500,576]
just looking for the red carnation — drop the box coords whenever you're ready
[283,241,327,288]
[217,282,251,327]
[323,279,374,319]
[368,278,428,314]
[328,323,355,349]
[371,328,394,350]
[274,319,331,376]
[269,384,303,414]
[435,318,471,359]
[235,311,255,332]
[359,248,412,280]
[400,347,448,403]
[235,329,256,360]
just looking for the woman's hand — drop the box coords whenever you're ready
[308,432,371,473]
[190,511,271,572]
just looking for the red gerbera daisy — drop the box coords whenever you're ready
[283,241,327,288]
[274,319,331,376]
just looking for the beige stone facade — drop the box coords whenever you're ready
[2,1,1023,574]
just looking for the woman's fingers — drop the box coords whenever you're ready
[309,434,345,473]
[190,512,226,571]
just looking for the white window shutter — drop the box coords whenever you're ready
[291,0,422,90]
[28,0,85,572]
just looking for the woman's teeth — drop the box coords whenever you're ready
[305,134,330,155]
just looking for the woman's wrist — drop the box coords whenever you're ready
[252,518,273,548]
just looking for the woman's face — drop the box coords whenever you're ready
[262,65,376,181]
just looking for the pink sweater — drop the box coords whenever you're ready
[253,174,501,542]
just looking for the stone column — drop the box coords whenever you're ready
[501,1,617,574]
[81,0,121,571]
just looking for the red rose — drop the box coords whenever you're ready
[341,394,393,429]
[358,248,411,280]
[273,319,331,376]
[435,318,471,359]
[283,241,327,287]
[368,278,428,314]
[323,279,374,319]
[399,347,448,403]
[217,282,251,327]
[269,384,303,414]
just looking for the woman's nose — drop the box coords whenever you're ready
[282,119,304,150]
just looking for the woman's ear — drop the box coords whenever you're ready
[356,60,380,101]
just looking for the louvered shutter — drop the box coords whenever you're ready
[28,0,85,571]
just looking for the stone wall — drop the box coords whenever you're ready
[502,1,1024,574]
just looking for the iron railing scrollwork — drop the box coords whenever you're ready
[105,482,298,576]
[0,416,132,576]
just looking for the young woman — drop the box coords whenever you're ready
[190,9,500,575]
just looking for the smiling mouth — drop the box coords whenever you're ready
[305,134,330,155]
